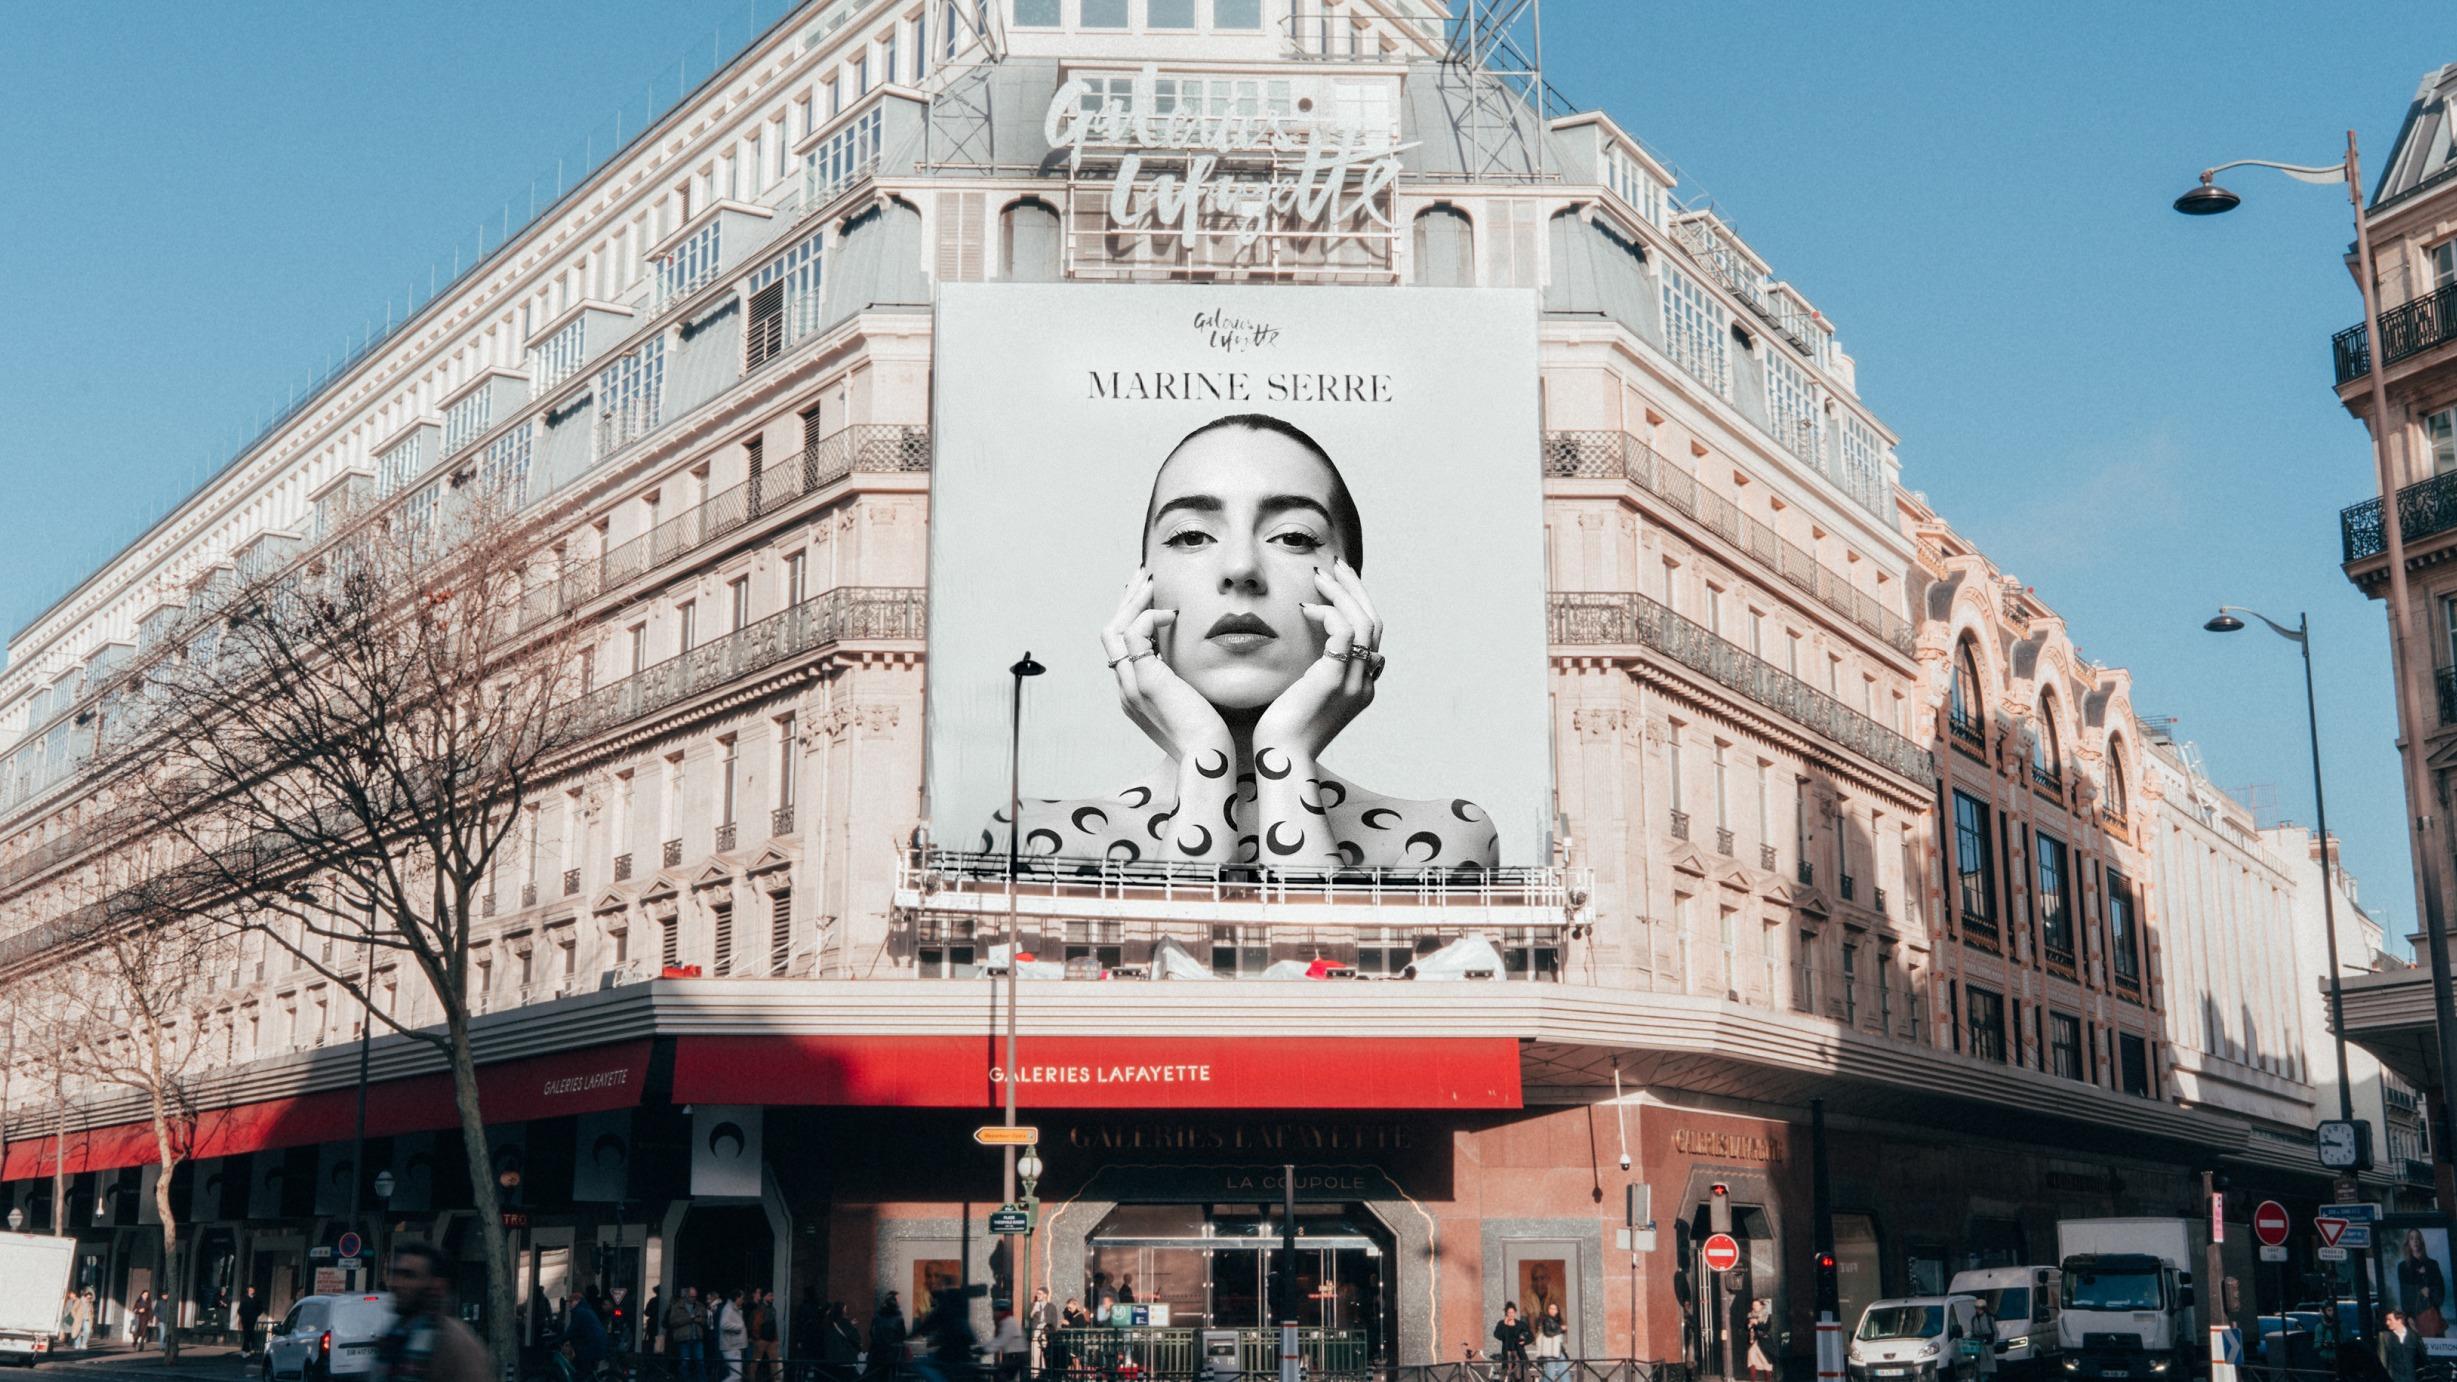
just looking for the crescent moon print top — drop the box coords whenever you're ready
[985,767,1500,870]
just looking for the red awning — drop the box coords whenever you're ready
[4,1040,653,1181]
[673,1034,1521,1110]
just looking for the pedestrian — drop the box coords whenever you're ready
[1492,1303,1533,1382]
[1027,1287,1058,1382]
[823,1302,862,1381]
[644,1287,665,1357]
[668,1287,708,1382]
[1533,1300,1568,1382]
[752,1288,781,1382]
[563,1292,610,1382]
[373,1242,491,1382]
[990,1302,1027,1382]
[792,1290,824,1365]
[73,1287,95,1350]
[866,1292,906,1379]
[238,1287,265,1360]
[2382,1311,2424,1382]
[1960,1298,1993,1382]
[129,1290,151,1348]
[715,1289,751,1382]
[1746,1299,1777,1382]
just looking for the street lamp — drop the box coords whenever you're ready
[2179,134,2457,1254]
[1002,652,1045,1304]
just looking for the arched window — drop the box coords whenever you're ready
[2031,697,2063,790]
[2104,742,2129,820]
[1949,640,1985,746]
[1000,198,1060,283]
[1412,206,1474,289]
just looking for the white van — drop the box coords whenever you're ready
[1848,1295,1984,1382]
[263,1294,396,1382]
[1950,1266,2063,1368]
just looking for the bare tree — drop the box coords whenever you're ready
[50,887,208,1359]
[107,480,586,1366]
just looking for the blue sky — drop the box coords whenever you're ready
[1,2,2447,940]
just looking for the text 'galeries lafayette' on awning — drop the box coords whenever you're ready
[1,1041,654,1181]
[672,1034,1523,1110]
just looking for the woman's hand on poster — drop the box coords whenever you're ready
[1102,568,1231,763]
[1252,557,1382,764]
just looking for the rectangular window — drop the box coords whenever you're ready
[775,714,798,809]
[529,317,587,392]
[376,434,428,499]
[1149,0,1195,25]
[1966,985,2006,1062]
[2050,1012,2084,1081]
[1212,0,1262,27]
[806,107,885,207]
[1080,0,1129,25]
[658,220,722,303]
[770,889,794,976]
[594,336,666,455]
[1839,414,1887,515]
[1841,943,1858,1025]
[2435,240,2457,291]
[442,387,492,457]
[677,600,697,653]
[1712,744,1729,834]
[2118,1032,2151,1096]
[712,900,734,976]
[2036,832,2072,962]
[1013,0,1060,23]
[1764,350,1820,463]
[746,230,823,367]
[2428,405,2457,475]
[853,51,870,95]
[1952,791,1995,928]
[883,29,899,85]
[628,623,648,673]
[786,550,809,606]
[1661,266,1732,398]
[2107,870,2141,986]
[478,422,532,502]
[719,736,738,827]
[729,576,751,631]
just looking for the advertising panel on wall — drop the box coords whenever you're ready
[927,283,1548,868]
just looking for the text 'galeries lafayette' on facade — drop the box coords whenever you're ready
[1,978,2323,1369]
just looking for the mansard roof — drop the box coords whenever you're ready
[2374,62,2457,210]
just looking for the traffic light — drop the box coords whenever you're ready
[1815,1251,1839,1317]
[1710,1183,1731,1235]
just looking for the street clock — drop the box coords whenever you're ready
[2316,1119,2372,1171]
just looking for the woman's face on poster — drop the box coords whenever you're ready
[1144,426,1348,711]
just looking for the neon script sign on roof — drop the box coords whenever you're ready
[1045,65,1409,249]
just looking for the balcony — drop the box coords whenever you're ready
[2332,282,2457,385]
[1715,827,1734,856]
[1669,809,1690,841]
[521,424,931,629]
[563,868,581,898]
[2340,470,2457,564]
[574,586,925,734]
[615,853,633,882]
[773,805,796,837]
[1760,844,1777,871]
[1551,592,1935,781]
[716,823,738,853]
[1543,431,1915,655]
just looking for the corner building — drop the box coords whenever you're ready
[0,2,2357,1369]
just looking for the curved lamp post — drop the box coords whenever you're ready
[2179,134,2457,1278]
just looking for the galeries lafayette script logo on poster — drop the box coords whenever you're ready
[990,1062,1216,1087]
[1045,64,1411,248]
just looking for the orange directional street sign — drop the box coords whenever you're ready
[974,1125,1040,1146]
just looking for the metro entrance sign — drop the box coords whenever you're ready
[1702,1233,1742,1273]
[2253,1201,2291,1249]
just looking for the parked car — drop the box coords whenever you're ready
[264,1294,395,1382]
[1848,1295,1985,1382]
[1950,1266,2064,1370]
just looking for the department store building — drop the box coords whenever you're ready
[0,0,2377,1369]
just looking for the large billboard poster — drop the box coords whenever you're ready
[927,284,1548,869]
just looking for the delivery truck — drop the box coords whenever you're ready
[0,1232,77,1365]
[2055,1218,2201,1380]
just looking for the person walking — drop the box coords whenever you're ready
[1492,1303,1533,1382]
[714,1289,751,1382]
[238,1287,266,1360]
[72,1287,95,1350]
[373,1242,491,1382]
[2382,1311,2424,1382]
[643,1288,665,1357]
[752,1288,781,1382]
[670,1287,709,1382]
[1532,1301,1568,1382]
[866,1293,906,1381]
[792,1291,825,1366]
[823,1302,862,1382]
[562,1292,610,1382]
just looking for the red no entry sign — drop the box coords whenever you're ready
[2253,1201,2291,1248]
[1702,1233,1742,1273]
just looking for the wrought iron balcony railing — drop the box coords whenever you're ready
[772,805,796,837]
[2333,282,2457,385]
[661,838,683,868]
[1543,431,1915,654]
[1669,809,1690,841]
[2341,470,2457,563]
[1551,592,1935,780]
[614,853,633,882]
[573,586,924,734]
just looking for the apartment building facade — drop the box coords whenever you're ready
[0,1,2368,1369]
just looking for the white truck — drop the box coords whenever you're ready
[0,1232,77,1365]
[2055,1219,2201,1381]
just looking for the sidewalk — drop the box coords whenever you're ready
[39,1342,251,1372]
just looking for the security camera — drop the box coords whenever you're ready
[1618,1152,1633,1172]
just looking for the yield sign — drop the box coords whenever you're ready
[2316,1217,2350,1248]
[1702,1233,1742,1273]
[2253,1201,2290,1248]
